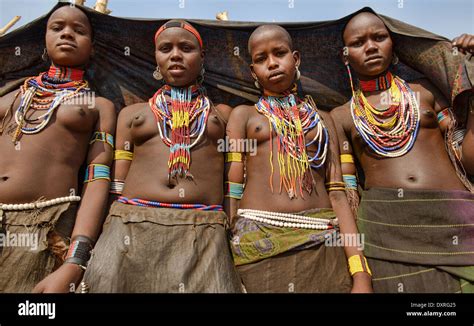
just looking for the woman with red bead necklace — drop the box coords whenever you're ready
[331,12,474,293]
[0,4,116,293]
[81,20,242,293]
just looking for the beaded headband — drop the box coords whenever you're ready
[154,20,203,49]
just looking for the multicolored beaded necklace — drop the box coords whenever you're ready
[13,65,89,143]
[255,90,328,199]
[149,84,210,182]
[349,70,420,157]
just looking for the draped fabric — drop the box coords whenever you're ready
[0,4,472,114]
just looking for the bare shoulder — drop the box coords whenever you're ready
[94,96,116,117]
[214,103,233,122]
[0,89,21,109]
[118,102,148,120]
[409,77,449,108]
[329,102,352,131]
[228,104,254,123]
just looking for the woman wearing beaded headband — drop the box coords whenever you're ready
[0,4,116,293]
[330,12,474,293]
[226,25,372,293]
[81,20,242,293]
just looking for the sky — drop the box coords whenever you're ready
[0,0,473,39]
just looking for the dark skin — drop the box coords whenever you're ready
[331,12,466,191]
[226,25,372,293]
[452,34,474,175]
[112,26,231,211]
[0,6,116,292]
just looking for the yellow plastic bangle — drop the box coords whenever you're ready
[225,152,243,163]
[340,154,354,164]
[114,150,133,161]
[348,255,372,276]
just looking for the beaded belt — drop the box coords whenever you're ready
[237,208,338,230]
[117,196,223,211]
[0,195,81,211]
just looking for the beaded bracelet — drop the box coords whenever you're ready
[348,254,372,276]
[64,235,94,270]
[225,181,244,199]
[343,174,358,190]
[90,131,114,148]
[84,164,110,183]
[437,108,452,124]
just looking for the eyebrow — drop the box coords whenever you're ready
[48,19,88,28]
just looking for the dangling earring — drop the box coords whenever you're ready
[254,78,260,89]
[391,53,399,65]
[197,66,205,84]
[41,48,49,62]
[345,62,356,94]
[153,66,163,80]
[295,66,301,81]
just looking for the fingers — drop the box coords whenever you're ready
[452,34,474,54]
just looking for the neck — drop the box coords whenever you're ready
[358,71,393,92]
[263,83,298,97]
[46,64,85,82]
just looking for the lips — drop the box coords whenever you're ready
[168,64,186,71]
[268,71,285,81]
[365,55,383,63]
[57,42,77,49]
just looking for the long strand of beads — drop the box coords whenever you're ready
[238,208,337,230]
[0,195,81,211]
[351,75,420,157]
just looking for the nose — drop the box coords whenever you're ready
[267,55,279,70]
[60,26,75,40]
[170,47,183,61]
[366,39,378,53]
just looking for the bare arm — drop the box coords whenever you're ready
[224,105,249,226]
[325,109,372,293]
[33,97,117,293]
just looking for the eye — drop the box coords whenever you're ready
[375,34,388,42]
[351,40,363,47]
[50,24,62,32]
[75,29,86,35]
[182,45,192,52]
[254,56,265,63]
[159,45,171,52]
[276,50,286,57]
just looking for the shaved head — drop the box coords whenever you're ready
[342,12,386,45]
[248,24,293,55]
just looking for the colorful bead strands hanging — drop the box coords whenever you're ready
[13,65,89,143]
[348,69,420,158]
[149,84,210,182]
[255,93,328,199]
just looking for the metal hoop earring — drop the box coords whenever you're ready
[41,48,49,62]
[153,66,163,80]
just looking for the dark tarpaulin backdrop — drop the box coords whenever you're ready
[0,3,473,114]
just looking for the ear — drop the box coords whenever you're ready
[292,50,301,68]
[250,64,257,80]
[200,48,205,60]
[341,46,349,65]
